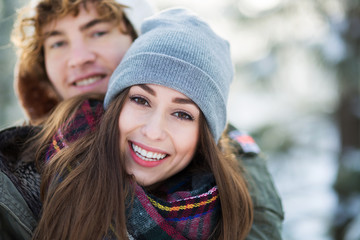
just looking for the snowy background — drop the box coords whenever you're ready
[1,0,359,239]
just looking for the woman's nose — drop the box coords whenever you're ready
[140,112,167,141]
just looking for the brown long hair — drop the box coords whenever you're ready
[33,90,253,239]
[11,0,137,123]
[33,90,130,240]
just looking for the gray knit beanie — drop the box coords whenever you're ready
[104,8,234,142]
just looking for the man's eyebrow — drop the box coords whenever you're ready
[139,84,156,96]
[43,19,108,39]
[79,19,108,31]
[43,30,62,39]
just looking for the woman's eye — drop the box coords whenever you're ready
[173,112,194,121]
[130,96,150,106]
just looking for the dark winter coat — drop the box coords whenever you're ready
[0,126,41,239]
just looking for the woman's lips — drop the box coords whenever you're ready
[128,141,168,168]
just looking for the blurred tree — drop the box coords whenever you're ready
[230,0,359,239]
[329,0,360,239]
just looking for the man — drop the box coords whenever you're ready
[0,0,284,239]
[12,0,149,122]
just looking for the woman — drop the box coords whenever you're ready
[33,8,253,240]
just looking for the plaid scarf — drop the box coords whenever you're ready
[126,172,220,240]
[45,98,104,161]
[46,99,220,239]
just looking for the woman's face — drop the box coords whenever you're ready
[118,84,200,186]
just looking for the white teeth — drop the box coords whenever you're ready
[131,143,167,162]
[75,76,102,86]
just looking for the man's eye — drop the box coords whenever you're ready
[130,96,150,106]
[50,41,66,49]
[92,31,108,38]
[173,112,194,121]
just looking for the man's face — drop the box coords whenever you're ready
[42,3,133,100]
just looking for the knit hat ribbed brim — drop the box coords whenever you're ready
[104,8,234,142]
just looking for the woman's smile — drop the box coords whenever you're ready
[128,141,168,167]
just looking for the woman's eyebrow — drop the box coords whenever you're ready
[139,85,156,96]
[172,98,195,105]
[138,85,195,105]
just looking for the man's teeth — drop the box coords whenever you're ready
[132,143,167,162]
[75,76,102,86]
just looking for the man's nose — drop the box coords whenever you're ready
[140,113,167,141]
[68,42,96,68]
